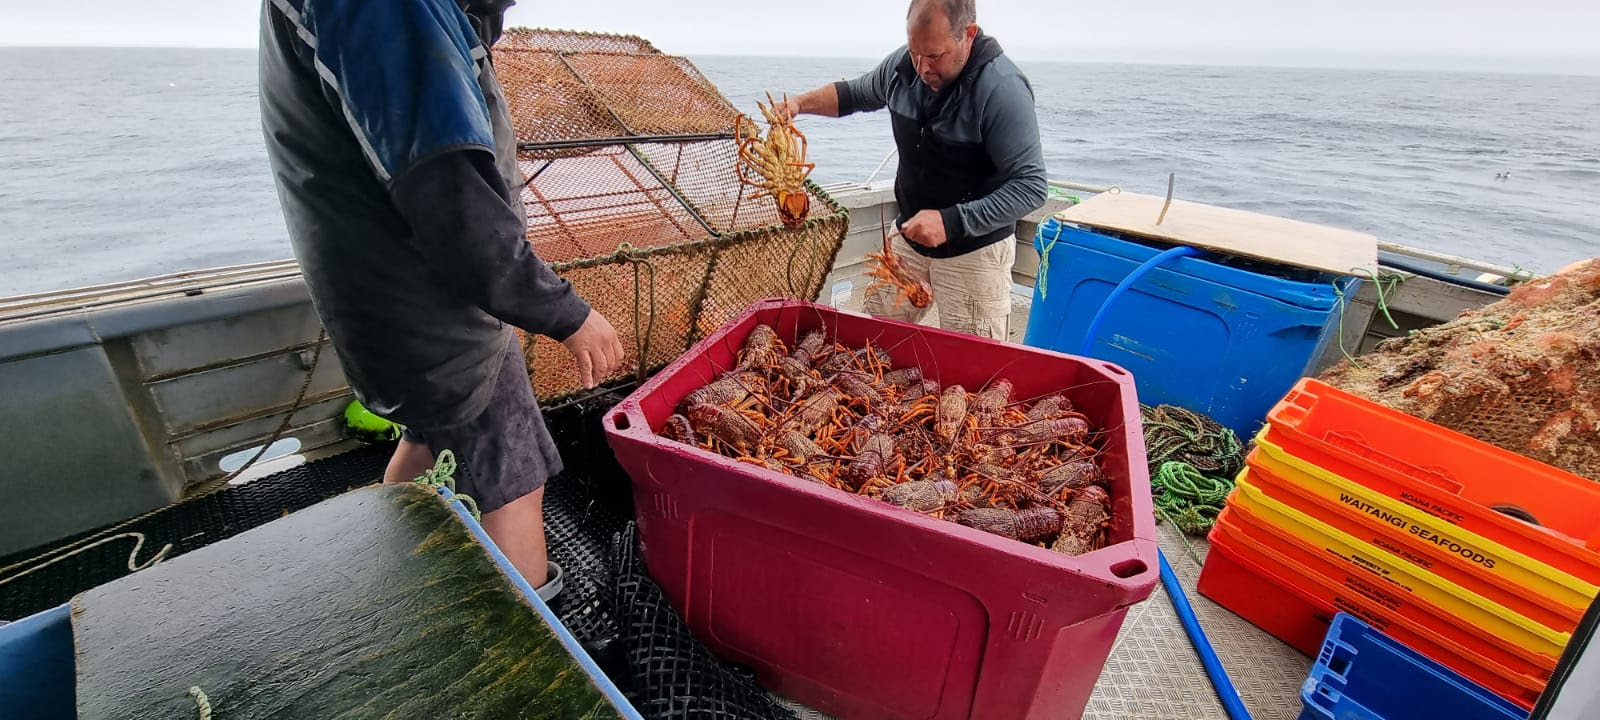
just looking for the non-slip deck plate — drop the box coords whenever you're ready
[1083,521,1311,720]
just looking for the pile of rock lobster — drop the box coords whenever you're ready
[659,324,1115,556]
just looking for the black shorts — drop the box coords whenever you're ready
[401,334,562,514]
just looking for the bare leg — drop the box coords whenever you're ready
[384,438,436,484]
[386,438,552,588]
[479,488,549,587]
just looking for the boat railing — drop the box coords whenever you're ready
[0,174,1527,322]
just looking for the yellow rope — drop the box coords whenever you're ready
[188,686,212,720]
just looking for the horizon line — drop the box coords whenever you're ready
[1,42,1596,78]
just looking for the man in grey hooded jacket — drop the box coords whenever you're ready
[780,0,1047,339]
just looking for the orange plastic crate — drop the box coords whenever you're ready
[1266,379,1600,585]
[1244,458,1584,630]
[1252,435,1597,616]
[1198,522,1545,709]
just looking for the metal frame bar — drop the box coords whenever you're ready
[517,132,733,152]
[552,52,722,239]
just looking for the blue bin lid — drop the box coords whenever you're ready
[1036,216,1356,312]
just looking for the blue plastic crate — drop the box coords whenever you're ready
[0,605,74,719]
[1299,613,1528,720]
[1023,218,1359,440]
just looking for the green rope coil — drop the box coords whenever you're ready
[1140,404,1246,536]
[412,450,480,521]
[1141,404,1245,478]
[1152,461,1234,535]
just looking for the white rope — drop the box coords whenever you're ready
[863,149,898,186]
[0,532,171,588]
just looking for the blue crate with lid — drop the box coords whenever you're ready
[1023,214,1360,440]
[1299,612,1528,720]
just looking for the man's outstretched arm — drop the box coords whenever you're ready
[779,49,900,120]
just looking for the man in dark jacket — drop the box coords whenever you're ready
[780,0,1047,339]
[258,0,620,595]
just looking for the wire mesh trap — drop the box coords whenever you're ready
[1319,259,1600,481]
[493,28,850,407]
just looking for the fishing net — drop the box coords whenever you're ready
[1319,259,1600,480]
[492,29,849,407]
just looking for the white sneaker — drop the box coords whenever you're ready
[536,560,564,603]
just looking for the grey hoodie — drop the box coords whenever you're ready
[835,33,1048,259]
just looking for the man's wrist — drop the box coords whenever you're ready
[938,207,964,243]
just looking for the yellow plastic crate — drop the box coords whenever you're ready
[1228,473,1571,661]
[1253,434,1598,615]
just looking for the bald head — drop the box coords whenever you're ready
[908,0,976,39]
[905,0,978,92]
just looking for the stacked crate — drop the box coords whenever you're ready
[1198,377,1600,709]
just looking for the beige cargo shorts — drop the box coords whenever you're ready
[864,233,1016,340]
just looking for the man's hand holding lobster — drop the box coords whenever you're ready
[899,209,948,249]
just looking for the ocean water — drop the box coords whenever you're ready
[1,46,1596,297]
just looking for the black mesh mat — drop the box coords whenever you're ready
[0,393,794,720]
[540,390,635,673]
[612,522,798,720]
[545,390,795,719]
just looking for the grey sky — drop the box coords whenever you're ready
[1,0,1595,73]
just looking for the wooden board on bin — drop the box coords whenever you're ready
[1055,191,1378,277]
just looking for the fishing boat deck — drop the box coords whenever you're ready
[1086,522,1309,719]
[1,182,1513,719]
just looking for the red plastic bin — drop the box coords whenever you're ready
[1266,378,1600,585]
[1199,518,1546,709]
[604,299,1160,720]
